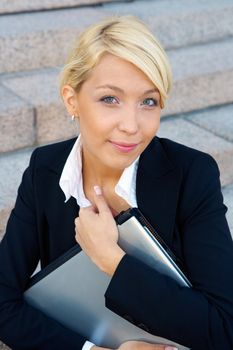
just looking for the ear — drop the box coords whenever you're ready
[61,85,78,116]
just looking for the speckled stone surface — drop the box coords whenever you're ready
[164,70,233,117]
[0,0,233,73]
[0,7,106,74]
[0,0,121,14]
[0,85,35,152]
[102,0,233,49]
[2,70,79,145]
[158,117,233,187]
[163,39,233,116]
[186,104,233,143]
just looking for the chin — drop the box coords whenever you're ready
[106,156,137,171]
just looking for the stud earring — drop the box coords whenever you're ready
[71,115,75,121]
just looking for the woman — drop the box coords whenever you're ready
[0,15,233,350]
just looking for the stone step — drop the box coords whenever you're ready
[186,104,233,143]
[103,0,233,49]
[1,105,233,238]
[223,183,233,235]
[164,39,233,117]
[0,85,35,152]
[0,7,106,74]
[0,0,233,74]
[0,0,123,15]
[0,68,78,153]
[1,38,233,153]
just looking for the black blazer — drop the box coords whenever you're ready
[0,137,232,350]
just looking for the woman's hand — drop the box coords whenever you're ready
[91,340,178,350]
[118,341,178,350]
[75,186,125,276]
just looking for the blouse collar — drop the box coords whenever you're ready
[59,135,138,208]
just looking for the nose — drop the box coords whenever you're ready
[118,106,139,135]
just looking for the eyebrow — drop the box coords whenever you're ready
[95,84,159,95]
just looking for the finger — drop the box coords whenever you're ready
[124,341,178,350]
[140,343,178,350]
[74,216,80,228]
[79,205,95,214]
[151,346,178,350]
[74,218,80,241]
[75,221,85,246]
[148,345,178,350]
[93,186,112,215]
[78,206,97,222]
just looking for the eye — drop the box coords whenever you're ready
[100,96,118,104]
[142,98,158,107]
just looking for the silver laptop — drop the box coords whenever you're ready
[24,208,190,350]
[116,208,191,288]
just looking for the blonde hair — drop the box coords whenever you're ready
[59,15,172,108]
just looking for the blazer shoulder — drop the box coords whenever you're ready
[31,137,77,171]
[157,137,219,172]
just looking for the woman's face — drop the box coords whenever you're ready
[75,54,161,172]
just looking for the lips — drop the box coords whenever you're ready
[109,141,139,153]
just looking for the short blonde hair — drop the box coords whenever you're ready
[59,15,172,108]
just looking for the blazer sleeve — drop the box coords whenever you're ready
[105,153,233,350]
[0,150,86,350]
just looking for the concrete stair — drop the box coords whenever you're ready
[0,1,233,348]
[0,0,233,74]
[0,0,125,15]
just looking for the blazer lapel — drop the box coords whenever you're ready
[46,137,78,176]
[136,137,182,247]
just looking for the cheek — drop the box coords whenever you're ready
[141,115,160,137]
[79,117,112,146]
[83,117,119,142]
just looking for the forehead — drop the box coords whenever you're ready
[83,53,156,91]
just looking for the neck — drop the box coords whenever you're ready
[81,146,131,214]
[82,147,123,190]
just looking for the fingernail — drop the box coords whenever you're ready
[165,347,178,350]
[94,185,102,196]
